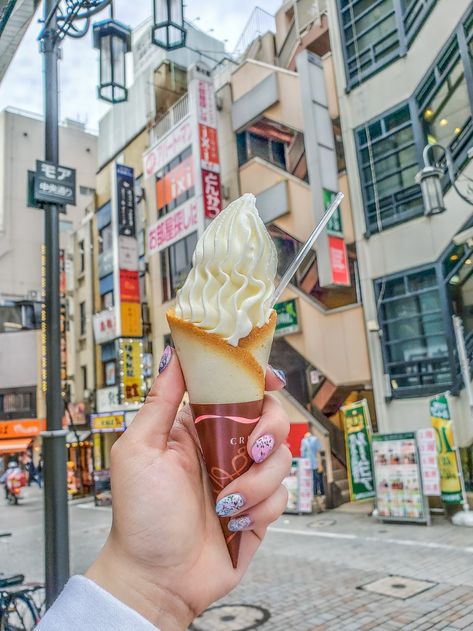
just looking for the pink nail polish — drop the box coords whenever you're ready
[251,434,275,463]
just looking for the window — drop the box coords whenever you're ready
[268,224,359,309]
[79,185,95,196]
[78,240,85,273]
[376,267,451,396]
[338,0,437,88]
[0,389,35,419]
[81,365,88,392]
[356,104,422,232]
[79,302,86,336]
[160,232,198,302]
[444,241,473,362]
[416,36,472,167]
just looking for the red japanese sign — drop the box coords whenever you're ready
[148,198,199,255]
[202,169,222,219]
[119,270,140,303]
[328,236,350,286]
[199,124,219,172]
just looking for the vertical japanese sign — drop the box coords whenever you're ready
[118,339,143,404]
[341,400,375,501]
[372,432,429,524]
[192,63,222,220]
[417,428,441,496]
[430,394,463,505]
[116,164,136,237]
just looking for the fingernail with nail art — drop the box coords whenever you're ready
[228,515,253,532]
[271,366,286,386]
[251,434,275,463]
[215,493,245,517]
[158,346,172,374]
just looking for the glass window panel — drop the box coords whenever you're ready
[407,268,437,291]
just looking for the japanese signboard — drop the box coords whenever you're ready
[283,458,313,514]
[156,155,195,210]
[34,160,76,206]
[199,124,219,172]
[91,412,125,432]
[143,117,193,179]
[202,169,222,218]
[328,236,350,286]
[196,77,217,127]
[274,299,300,337]
[119,270,140,303]
[93,310,117,344]
[121,303,143,338]
[430,394,463,505]
[148,197,199,255]
[96,387,120,413]
[372,432,429,524]
[116,164,135,237]
[118,236,139,271]
[341,400,375,501]
[417,428,441,496]
[0,419,46,439]
[324,189,343,237]
[119,339,143,404]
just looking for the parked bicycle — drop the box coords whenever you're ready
[0,574,45,631]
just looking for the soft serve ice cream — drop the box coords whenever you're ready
[167,193,278,567]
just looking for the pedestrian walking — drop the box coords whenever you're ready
[300,431,325,497]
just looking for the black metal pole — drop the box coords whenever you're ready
[41,0,70,607]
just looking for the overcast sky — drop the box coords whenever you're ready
[0,0,282,132]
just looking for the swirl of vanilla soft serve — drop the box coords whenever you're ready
[175,193,278,346]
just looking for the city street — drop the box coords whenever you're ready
[3,487,473,630]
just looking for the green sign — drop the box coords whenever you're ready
[341,400,375,501]
[430,394,463,505]
[274,299,299,337]
[323,189,343,237]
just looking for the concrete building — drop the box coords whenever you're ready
[327,1,473,478]
[0,108,97,470]
[141,5,374,506]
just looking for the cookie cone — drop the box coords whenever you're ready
[167,308,276,567]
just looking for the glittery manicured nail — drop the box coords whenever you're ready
[270,366,286,386]
[215,493,245,517]
[251,434,275,463]
[158,346,172,374]
[228,515,253,532]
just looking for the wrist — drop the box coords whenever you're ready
[85,539,194,631]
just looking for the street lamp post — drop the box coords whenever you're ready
[37,0,187,607]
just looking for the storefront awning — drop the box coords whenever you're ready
[65,430,91,445]
[0,438,32,454]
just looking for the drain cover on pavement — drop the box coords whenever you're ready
[190,604,270,631]
[360,576,436,599]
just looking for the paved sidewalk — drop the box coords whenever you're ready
[3,489,473,629]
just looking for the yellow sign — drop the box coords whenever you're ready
[119,339,143,403]
[121,302,142,337]
[430,394,462,505]
[91,414,124,432]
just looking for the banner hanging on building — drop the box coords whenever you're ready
[430,394,463,505]
[119,339,144,404]
[417,428,441,496]
[148,197,199,255]
[372,432,429,524]
[341,400,375,501]
[116,164,136,237]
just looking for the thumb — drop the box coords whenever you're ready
[125,347,185,450]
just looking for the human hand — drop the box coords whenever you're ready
[86,349,291,631]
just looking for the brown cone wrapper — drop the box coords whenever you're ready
[190,400,262,568]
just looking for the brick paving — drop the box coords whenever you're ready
[3,488,473,630]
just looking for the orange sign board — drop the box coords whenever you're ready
[156,155,194,211]
[0,419,46,439]
[121,302,143,337]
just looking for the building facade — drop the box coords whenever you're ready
[0,108,97,471]
[328,0,473,480]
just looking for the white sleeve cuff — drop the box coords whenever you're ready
[36,575,159,630]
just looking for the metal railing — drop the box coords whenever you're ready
[154,92,189,139]
[233,6,276,58]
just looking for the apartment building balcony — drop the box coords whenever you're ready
[276,0,330,71]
